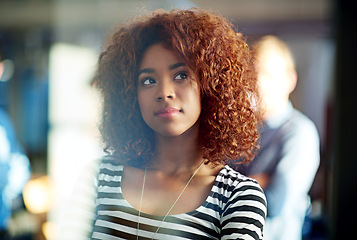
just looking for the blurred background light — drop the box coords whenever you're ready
[23,175,52,215]
[48,43,103,239]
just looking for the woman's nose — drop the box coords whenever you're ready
[156,80,175,101]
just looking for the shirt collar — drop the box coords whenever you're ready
[263,101,294,130]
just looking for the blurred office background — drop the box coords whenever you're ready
[0,0,355,239]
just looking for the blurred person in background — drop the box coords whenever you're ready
[230,35,320,240]
[0,48,31,239]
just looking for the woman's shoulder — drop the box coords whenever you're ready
[218,165,262,186]
[95,155,125,179]
[99,155,124,168]
[215,165,266,201]
[217,164,267,212]
[77,156,124,182]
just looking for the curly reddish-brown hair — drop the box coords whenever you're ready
[92,8,261,167]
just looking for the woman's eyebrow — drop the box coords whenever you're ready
[169,62,185,70]
[138,62,185,76]
[138,68,155,76]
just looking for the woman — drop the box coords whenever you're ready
[62,8,266,240]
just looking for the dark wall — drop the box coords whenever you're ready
[332,0,357,238]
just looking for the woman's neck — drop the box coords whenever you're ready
[152,128,203,175]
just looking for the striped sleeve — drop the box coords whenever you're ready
[219,167,267,240]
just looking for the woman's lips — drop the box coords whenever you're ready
[155,107,181,118]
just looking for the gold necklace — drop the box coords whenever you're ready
[136,160,205,239]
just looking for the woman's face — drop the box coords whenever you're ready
[137,43,201,137]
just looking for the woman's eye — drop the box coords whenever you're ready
[174,72,188,81]
[142,78,156,85]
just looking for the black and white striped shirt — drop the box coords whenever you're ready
[61,158,266,240]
